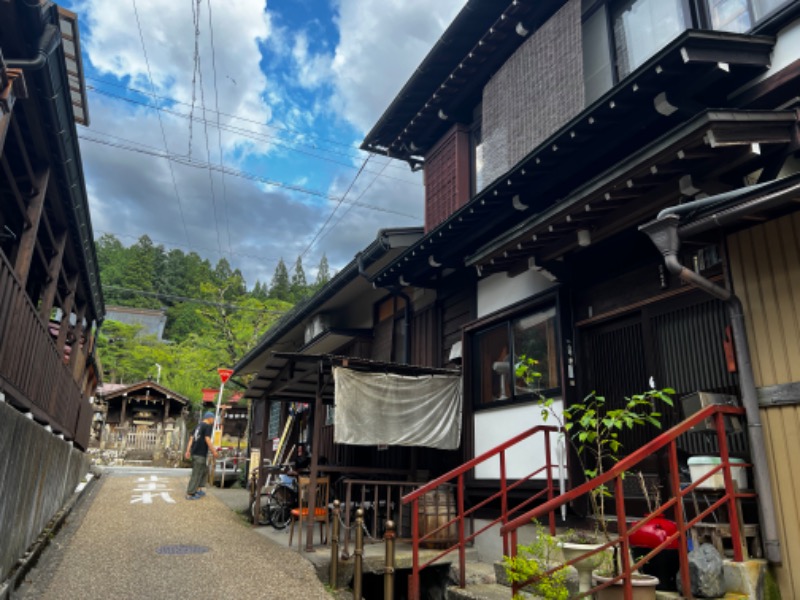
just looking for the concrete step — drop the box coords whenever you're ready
[446,582,515,600]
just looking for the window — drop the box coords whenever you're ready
[582,0,793,100]
[267,401,281,438]
[471,304,560,407]
[704,0,790,31]
[612,0,690,79]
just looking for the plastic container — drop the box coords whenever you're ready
[687,456,747,489]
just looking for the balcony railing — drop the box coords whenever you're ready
[402,425,562,600]
[0,252,87,444]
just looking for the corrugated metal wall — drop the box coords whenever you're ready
[0,402,88,582]
[728,211,800,598]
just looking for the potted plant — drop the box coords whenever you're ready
[515,356,673,598]
[501,520,574,600]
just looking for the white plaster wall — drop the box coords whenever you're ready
[476,268,557,318]
[473,399,565,480]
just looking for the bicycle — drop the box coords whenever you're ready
[249,464,298,529]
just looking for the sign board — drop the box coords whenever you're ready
[218,368,234,383]
[249,449,260,477]
[272,437,279,451]
[201,388,218,403]
[212,429,222,448]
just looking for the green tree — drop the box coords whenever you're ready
[269,258,291,301]
[290,256,308,302]
[314,253,331,290]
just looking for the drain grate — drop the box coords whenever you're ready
[156,544,210,555]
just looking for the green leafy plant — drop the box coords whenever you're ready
[516,355,674,546]
[502,521,570,600]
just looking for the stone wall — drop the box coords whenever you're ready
[0,400,88,582]
[481,0,584,186]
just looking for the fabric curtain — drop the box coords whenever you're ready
[333,367,463,450]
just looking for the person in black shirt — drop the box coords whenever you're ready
[185,411,218,499]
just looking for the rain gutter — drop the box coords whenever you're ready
[638,182,800,563]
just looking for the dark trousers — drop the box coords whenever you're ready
[187,455,208,495]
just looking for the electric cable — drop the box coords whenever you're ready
[131,0,192,246]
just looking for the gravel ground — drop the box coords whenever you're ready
[14,469,333,600]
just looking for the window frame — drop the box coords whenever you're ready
[581,0,793,93]
[464,290,566,412]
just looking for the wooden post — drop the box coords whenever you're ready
[330,500,340,589]
[305,359,325,551]
[55,274,78,359]
[38,232,66,321]
[68,303,87,371]
[384,520,396,600]
[354,508,364,600]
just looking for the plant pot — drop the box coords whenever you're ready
[592,572,659,600]
[560,540,608,595]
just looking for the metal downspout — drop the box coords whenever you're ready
[3,23,61,71]
[640,215,781,563]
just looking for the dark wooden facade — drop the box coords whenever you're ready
[0,1,103,450]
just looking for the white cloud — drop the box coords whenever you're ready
[330,0,467,133]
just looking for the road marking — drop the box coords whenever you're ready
[130,475,176,504]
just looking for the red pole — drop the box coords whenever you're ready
[614,476,633,600]
[545,429,556,536]
[669,440,693,599]
[458,473,466,589]
[410,497,419,600]
[716,411,744,562]
[500,449,509,557]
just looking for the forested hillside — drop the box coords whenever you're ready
[95,234,331,403]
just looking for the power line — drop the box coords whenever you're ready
[206,0,233,255]
[103,285,288,313]
[85,74,398,160]
[193,0,225,258]
[299,154,371,260]
[78,133,420,219]
[131,0,192,246]
[87,85,421,187]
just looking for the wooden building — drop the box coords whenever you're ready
[0,0,104,584]
[354,0,800,595]
[95,381,189,455]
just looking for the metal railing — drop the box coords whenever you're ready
[0,252,87,444]
[401,425,562,600]
[501,404,750,599]
[339,478,426,559]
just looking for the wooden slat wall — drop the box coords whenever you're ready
[728,213,800,387]
[728,211,800,598]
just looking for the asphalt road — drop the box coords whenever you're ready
[14,466,333,600]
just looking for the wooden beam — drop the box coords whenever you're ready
[55,273,79,357]
[69,302,87,371]
[10,116,36,186]
[305,361,325,552]
[0,155,31,227]
[14,168,50,289]
[39,232,67,321]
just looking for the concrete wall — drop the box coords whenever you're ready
[480,0,584,187]
[0,400,88,582]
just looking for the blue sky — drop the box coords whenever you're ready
[62,0,466,288]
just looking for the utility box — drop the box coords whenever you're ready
[681,392,742,432]
[687,456,748,489]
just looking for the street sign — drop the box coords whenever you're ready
[218,368,233,383]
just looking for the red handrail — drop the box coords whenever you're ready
[501,404,749,599]
[401,425,562,600]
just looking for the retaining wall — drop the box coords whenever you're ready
[0,400,88,582]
